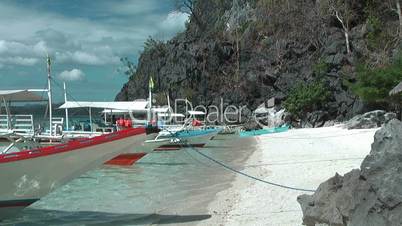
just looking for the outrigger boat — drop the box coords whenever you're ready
[239,124,289,137]
[0,127,149,220]
[58,92,220,165]
[111,109,221,152]
[141,122,221,152]
[0,57,159,220]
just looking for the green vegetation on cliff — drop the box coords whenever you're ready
[350,54,402,103]
[283,81,330,118]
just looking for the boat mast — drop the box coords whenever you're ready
[148,87,152,125]
[63,82,69,130]
[47,54,53,136]
[147,76,154,125]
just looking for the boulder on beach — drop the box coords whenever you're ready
[297,119,402,226]
[344,110,396,129]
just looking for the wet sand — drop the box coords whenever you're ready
[1,133,256,225]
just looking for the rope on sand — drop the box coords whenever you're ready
[187,145,316,193]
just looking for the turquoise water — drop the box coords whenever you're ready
[2,135,255,225]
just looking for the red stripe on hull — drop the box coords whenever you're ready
[104,153,147,166]
[0,128,145,163]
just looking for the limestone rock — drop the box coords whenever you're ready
[298,119,402,226]
[344,110,396,129]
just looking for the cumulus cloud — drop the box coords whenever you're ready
[59,69,86,81]
[0,57,39,66]
[0,1,190,69]
[33,41,49,55]
[0,39,50,66]
[160,12,189,34]
[55,49,120,65]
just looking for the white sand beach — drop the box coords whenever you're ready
[200,125,377,226]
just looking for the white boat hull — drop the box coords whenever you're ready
[0,128,146,221]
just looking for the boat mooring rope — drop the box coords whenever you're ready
[186,143,316,193]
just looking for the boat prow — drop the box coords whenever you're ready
[0,127,146,221]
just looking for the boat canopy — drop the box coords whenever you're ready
[188,110,206,115]
[101,109,131,114]
[101,107,170,114]
[158,112,185,117]
[0,89,45,102]
[59,101,148,111]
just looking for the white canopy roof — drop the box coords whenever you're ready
[188,110,206,115]
[59,101,148,111]
[101,109,129,114]
[101,107,170,114]
[158,112,185,117]
[0,90,44,101]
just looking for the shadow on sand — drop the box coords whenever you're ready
[2,209,211,225]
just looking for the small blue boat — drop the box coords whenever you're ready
[239,125,289,137]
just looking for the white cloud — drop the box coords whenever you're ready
[0,39,49,56]
[33,41,49,55]
[0,56,39,66]
[0,1,188,70]
[58,69,86,81]
[160,11,189,33]
[72,51,103,65]
[104,0,161,16]
[55,49,120,65]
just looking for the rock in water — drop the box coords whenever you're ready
[344,110,396,129]
[298,119,402,226]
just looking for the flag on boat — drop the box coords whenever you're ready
[149,76,154,90]
[46,54,51,66]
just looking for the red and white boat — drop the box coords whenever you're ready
[0,127,148,221]
[0,57,162,221]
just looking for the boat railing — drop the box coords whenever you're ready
[0,114,34,135]
[13,115,34,134]
[0,115,9,131]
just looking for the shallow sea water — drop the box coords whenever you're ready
[2,134,255,226]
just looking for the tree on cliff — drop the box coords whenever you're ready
[326,0,353,54]
[175,0,204,30]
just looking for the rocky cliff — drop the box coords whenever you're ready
[116,0,402,125]
[298,119,402,226]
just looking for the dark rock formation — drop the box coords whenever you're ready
[116,0,400,126]
[344,110,396,129]
[298,119,402,226]
[242,119,262,131]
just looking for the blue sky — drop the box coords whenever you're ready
[0,0,188,102]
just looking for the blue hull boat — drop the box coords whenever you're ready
[239,125,289,137]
